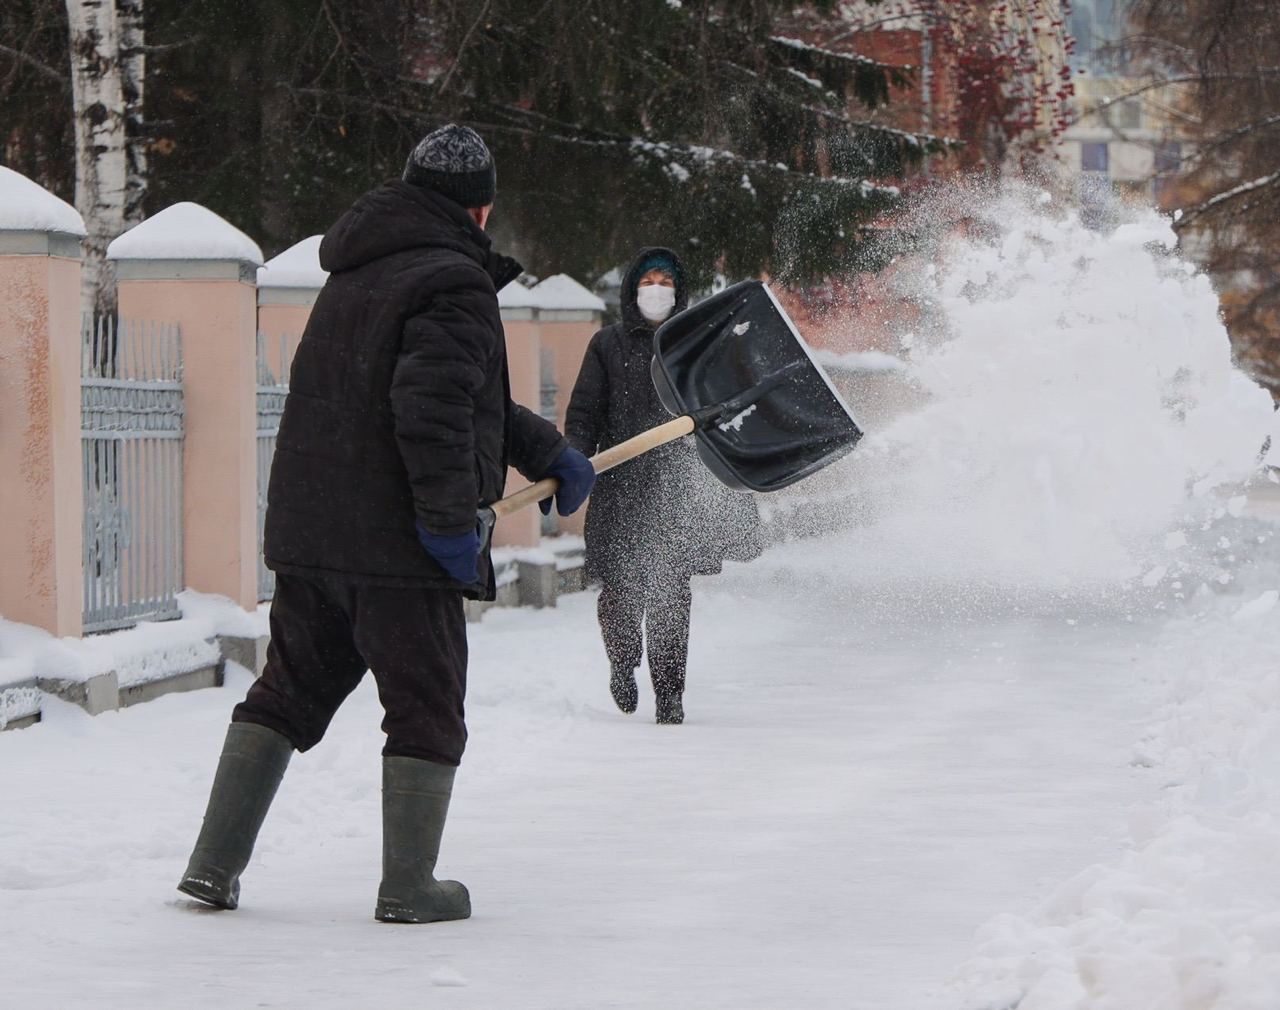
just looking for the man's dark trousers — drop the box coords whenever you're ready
[235,573,468,766]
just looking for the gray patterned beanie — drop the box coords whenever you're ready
[402,124,497,208]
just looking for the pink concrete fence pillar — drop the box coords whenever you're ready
[495,284,545,548]
[0,168,86,636]
[257,235,326,378]
[530,275,606,538]
[108,203,263,611]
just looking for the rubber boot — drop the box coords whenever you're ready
[610,664,639,714]
[177,721,293,909]
[375,757,471,924]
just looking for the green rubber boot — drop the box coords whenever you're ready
[375,757,471,924]
[177,722,293,910]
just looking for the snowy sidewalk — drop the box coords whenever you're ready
[0,577,1159,1009]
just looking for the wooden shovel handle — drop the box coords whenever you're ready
[488,415,696,519]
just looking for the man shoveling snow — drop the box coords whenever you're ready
[177,124,595,924]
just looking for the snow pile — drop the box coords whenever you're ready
[107,202,263,264]
[0,683,39,729]
[955,561,1280,1010]
[0,619,43,727]
[757,186,1280,1001]
[175,589,270,639]
[491,545,558,568]
[776,186,1278,607]
[0,592,265,691]
[103,592,267,686]
[0,166,85,236]
[257,235,326,288]
[0,618,55,687]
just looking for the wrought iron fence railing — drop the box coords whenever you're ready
[81,316,184,633]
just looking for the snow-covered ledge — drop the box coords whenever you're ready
[532,274,606,322]
[0,166,85,258]
[257,235,326,307]
[108,202,263,282]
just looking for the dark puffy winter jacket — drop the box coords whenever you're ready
[565,247,762,586]
[264,181,565,599]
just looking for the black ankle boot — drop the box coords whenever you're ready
[610,664,638,714]
[177,722,293,909]
[655,693,684,725]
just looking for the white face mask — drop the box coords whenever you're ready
[636,283,676,323]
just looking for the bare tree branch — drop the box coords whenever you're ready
[1175,170,1280,230]
[435,0,492,98]
[1067,71,1280,128]
[0,42,68,88]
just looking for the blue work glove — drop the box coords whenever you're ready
[415,521,481,584]
[538,446,597,516]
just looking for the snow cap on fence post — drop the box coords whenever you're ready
[530,275,606,538]
[497,276,545,322]
[532,274,606,321]
[0,168,85,636]
[107,201,262,280]
[110,201,263,611]
[256,235,326,301]
[0,166,86,256]
[256,235,326,376]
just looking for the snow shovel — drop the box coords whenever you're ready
[480,279,862,534]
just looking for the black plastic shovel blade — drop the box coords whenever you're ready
[650,280,863,492]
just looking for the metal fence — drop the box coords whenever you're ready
[256,334,290,601]
[539,347,560,425]
[539,348,560,535]
[81,316,184,633]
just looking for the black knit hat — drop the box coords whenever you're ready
[402,124,497,208]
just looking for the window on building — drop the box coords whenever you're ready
[1114,99,1141,130]
[1155,141,1182,175]
[1070,0,1129,76]
[1153,141,1183,207]
[1081,141,1110,174]
[1070,6,1094,67]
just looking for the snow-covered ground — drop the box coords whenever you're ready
[953,532,1280,1010]
[0,572,1161,1008]
[3,187,1278,1008]
[2,538,1276,1008]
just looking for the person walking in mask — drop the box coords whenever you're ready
[566,248,760,725]
[176,124,596,923]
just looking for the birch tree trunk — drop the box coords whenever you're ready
[65,0,127,314]
[117,0,146,227]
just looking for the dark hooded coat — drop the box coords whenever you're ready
[565,247,761,586]
[263,181,565,600]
